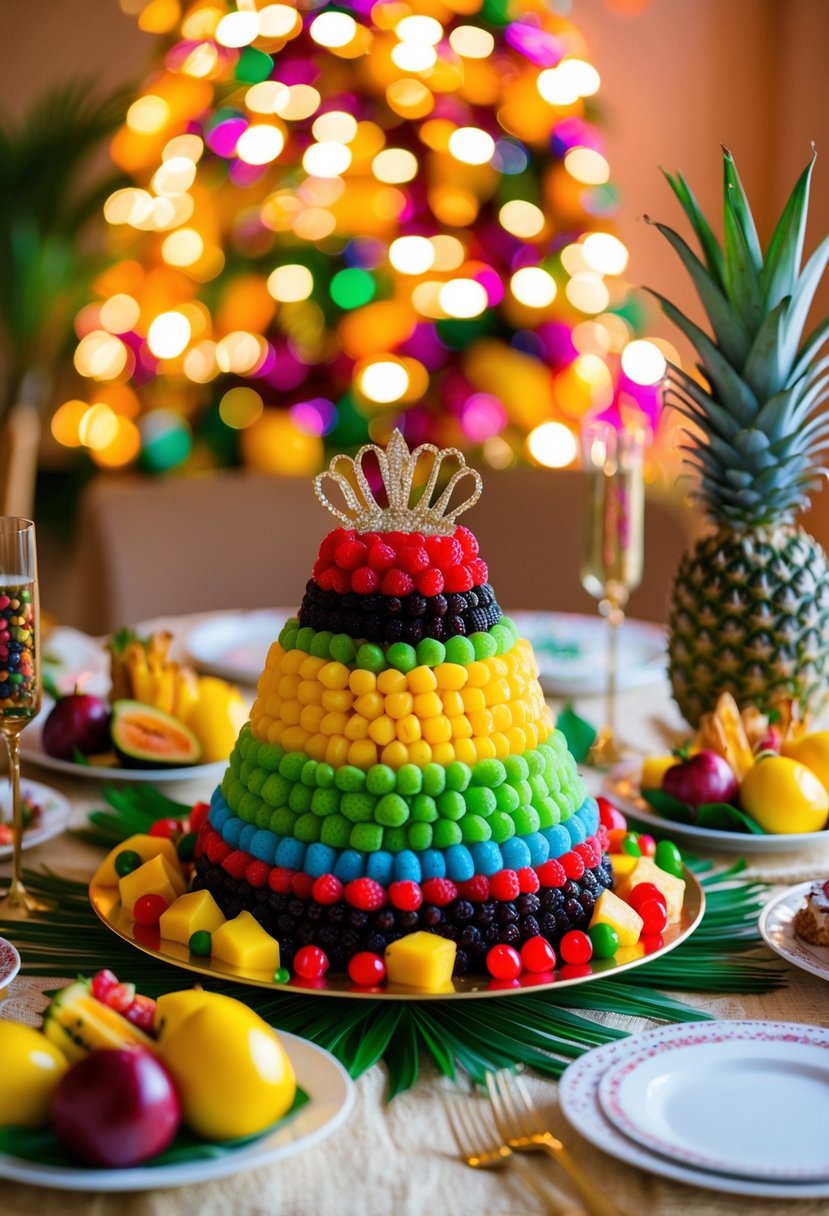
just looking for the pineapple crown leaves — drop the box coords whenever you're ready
[647,146,829,526]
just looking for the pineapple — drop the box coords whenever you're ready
[650,148,829,726]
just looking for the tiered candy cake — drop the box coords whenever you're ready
[193,432,609,975]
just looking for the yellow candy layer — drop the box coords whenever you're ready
[249,640,553,768]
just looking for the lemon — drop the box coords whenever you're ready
[157,994,295,1140]
[185,677,247,763]
[782,731,829,790]
[0,1022,68,1127]
[740,754,829,834]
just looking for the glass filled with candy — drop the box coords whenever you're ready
[0,518,53,913]
[580,422,646,764]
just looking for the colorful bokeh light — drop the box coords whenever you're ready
[64,0,662,471]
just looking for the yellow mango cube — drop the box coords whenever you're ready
[93,834,181,887]
[384,931,456,991]
[640,755,679,789]
[159,890,226,945]
[609,853,640,883]
[210,911,280,973]
[589,889,644,947]
[613,857,686,924]
[119,853,187,917]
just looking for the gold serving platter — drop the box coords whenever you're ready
[90,869,704,1001]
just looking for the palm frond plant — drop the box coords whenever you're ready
[0,79,131,422]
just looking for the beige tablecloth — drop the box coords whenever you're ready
[1,614,828,1216]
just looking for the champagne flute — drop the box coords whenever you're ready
[0,517,53,914]
[580,422,646,765]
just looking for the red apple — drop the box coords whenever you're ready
[42,692,111,759]
[51,1048,180,1168]
[662,749,739,808]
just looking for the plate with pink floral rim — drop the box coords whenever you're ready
[759,882,829,983]
[596,1020,829,1182]
[559,1023,829,1199]
[0,937,21,993]
[0,778,72,859]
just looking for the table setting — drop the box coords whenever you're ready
[3,140,829,1216]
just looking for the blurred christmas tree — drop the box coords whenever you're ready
[59,0,671,476]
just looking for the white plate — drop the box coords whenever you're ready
[0,777,72,857]
[597,1022,829,1182]
[0,1030,354,1191]
[760,882,829,983]
[41,626,109,697]
[559,1022,829,1199]
[0,937,21,990]
[21,699,226,785]
[185,610,290,684]
[605,760,829,854]
[509,612,665,696]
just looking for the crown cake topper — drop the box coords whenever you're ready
[313,429,483,536]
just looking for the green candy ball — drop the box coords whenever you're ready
[295,626,315,652]
[356,643,386,673]
[310,630,333,658]
[655,839,684,878]
[189,930,212,957]
[366,764,396,796]
[444,636,475,665]
[469,631,498,660]
[588,923,620,959]
[416,638,446,667]
[329,633,357,663]
[396,763,422,796]
[114,849,142,878]
[490,624,513,654]
[445,761,471,792]
[386,642,417,673]
[274,967,291,984]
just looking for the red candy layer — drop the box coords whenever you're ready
[313,524,487,596]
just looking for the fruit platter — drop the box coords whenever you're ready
[0,973,353,1191]
[0,779,72,857]
[607,694,829,853]
[89,796,703,999]
[23,628,248,782]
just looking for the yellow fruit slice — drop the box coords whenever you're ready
[589,889,643,946]
[612,856,686,923]
[640,755,679,789]
[0,1023,68,1127]
[185,677,248,763]
[159,889,226,945]
[210,910,281,973]
[384,931,457,990]
[42,980,156,1064]
[92,833,181,887]
[740,755,829,833]
[119,853,187,916]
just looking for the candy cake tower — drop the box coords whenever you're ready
[194,433,608,975]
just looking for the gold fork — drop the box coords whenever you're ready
[447,1097,586,1216]
[487,1069,633,1216]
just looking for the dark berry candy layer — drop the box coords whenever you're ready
[192,853,612,975]
[299,581,502,643]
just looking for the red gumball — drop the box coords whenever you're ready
[520,936,556,973]
[189,802,211,833]
[486,944,522,980]
[293,946,330,979]
[637,834,657,858]
[148,818,181,839]
[596,797,627,833]
[559,930,593,966]
[133,893,168,926]
[348,952,386,986]
[638,898,669,935]
[627,882,667,913]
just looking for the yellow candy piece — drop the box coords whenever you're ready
[281,650,305,675]
[384,930,456,991]
[609,853,640,882]
[377,668,407,695]
[589,889,644,946]
[348,739,379,767]
[465,661,490,687]
[434,663,467,690]
[299,655,326,680]
[473,736,496,760]
[413,691,442,719]
[461,687,486,713]
[407,666,437,694]
[345,714,370,739]
[440,690,464,717]
[449,714,472,739]
[265,641,284,670]
[431,741,456,766]
[318,661,349,690]
[408,740,433,765]
[368,715,396,745]
[307,733,327,760]
[491,732,510,757]
[454,738,477,765]
[349,668,376,695]
[321,689,353,712]
[381,740,409,768]
[325,735,350,766]
[119,853,186,917]
[277,674,300,698]
[159,890,226,944]
[422,715,452,744]
[320,710,348,736]
[397,714,422,743]
[211,910,281,973]
[355,691,384,720]
[92,833,180,887]
[279,699,302,725]
[300,705,326,732]
[282,724,311,750]
[385,691,414,719]
[297,679,323,705]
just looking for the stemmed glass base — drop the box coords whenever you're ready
[0,728,56,917]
